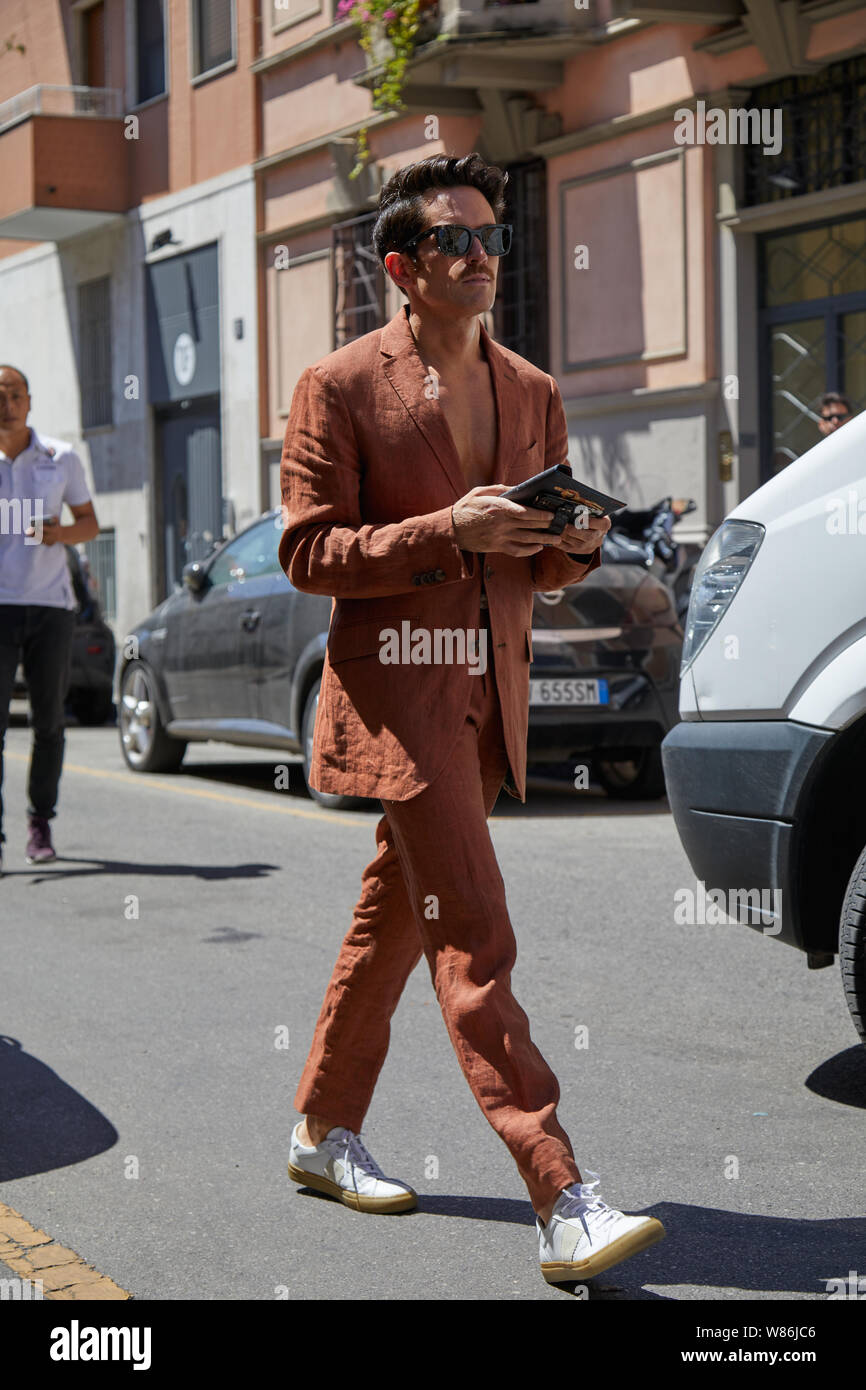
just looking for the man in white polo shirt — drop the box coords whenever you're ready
[0,365,99,873]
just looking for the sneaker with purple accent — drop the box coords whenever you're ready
[26,815,56,864]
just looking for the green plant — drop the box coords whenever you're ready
[339,0,424,179]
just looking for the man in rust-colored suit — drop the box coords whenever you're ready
[279,154,665,1284]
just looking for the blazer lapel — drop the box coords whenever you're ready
[380,306,525,498]
[380,307,466,499]
[479,320,522,487]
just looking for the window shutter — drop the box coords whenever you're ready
[79,277,113,429]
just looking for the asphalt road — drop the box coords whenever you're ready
[1,709,864,1302]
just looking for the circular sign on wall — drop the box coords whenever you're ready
[173,333,196,387]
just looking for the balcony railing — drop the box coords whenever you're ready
[436,0,611,32]
[0,85,123,136]
[0,84,130,241]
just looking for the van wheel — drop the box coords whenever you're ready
[301,679,369,812]
[840,846,866,1046]
[595,748,666,800]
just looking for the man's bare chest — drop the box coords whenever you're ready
[435,368,498,490]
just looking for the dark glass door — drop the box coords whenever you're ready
[760,215,866,478]
[158,400,223,595]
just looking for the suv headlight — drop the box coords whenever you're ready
[681,520,764,675]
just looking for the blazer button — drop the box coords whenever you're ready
[434,569,446,581]
[485,565,493,579]
[412,575,422,585]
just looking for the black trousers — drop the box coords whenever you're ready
[0,604,75,844]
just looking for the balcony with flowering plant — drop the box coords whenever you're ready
[339,0,605,174]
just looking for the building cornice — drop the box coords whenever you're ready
[253,111,398,174]
[564,380,720,419]
[251,19,357,74]
[531,87,748,158]
[693,0,865,55]
[718,177,866,234]
[258,207,372,243]
[135,164,255,221]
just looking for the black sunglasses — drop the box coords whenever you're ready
[400,223,513,258]
[821,412,849,422]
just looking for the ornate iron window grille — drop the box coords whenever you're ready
[333,212,386,349]
[493,158,549,370]
[743,55,866,206]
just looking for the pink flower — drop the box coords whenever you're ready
[383,7,396,16]
[336,0,355,13]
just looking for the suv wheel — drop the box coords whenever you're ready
[301,679,369,811]
[840,846,866,1046]
[119,662,186,773]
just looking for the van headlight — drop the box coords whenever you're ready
[680,520,764,675]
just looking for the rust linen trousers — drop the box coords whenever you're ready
[293,609,582,1213]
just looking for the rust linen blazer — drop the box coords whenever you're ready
[278,304,601,803]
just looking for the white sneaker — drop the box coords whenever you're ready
[538,1171,665,1283]
[287,1123,417,1213]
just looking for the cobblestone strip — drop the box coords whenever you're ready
[0,1204,131,1300]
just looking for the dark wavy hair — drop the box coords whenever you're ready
[820,391,852,413]
[372,153,508,293]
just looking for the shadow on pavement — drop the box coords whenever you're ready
[4,857,280,884]
[290,1186,858,1297]
[0,1035,117,1181]
[805,1047,866,1108]
[315,1189,857,1299]
[175,760,670,819]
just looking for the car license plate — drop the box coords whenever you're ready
[529,678,609,706]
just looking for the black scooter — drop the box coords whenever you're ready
[602,496,700,626]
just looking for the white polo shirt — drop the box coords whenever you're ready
[0,429,92,608]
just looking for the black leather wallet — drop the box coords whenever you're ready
[502,465,626,535]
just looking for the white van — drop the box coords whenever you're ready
[661,411,866,1045]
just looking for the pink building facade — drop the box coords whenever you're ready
[1,0,865,641]
[256,0,866,543]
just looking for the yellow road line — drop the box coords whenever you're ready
[0,1203,131,1300]
[4,751,366,828]
[5,749,515,824]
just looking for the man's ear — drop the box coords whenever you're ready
[384,249,414,294]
